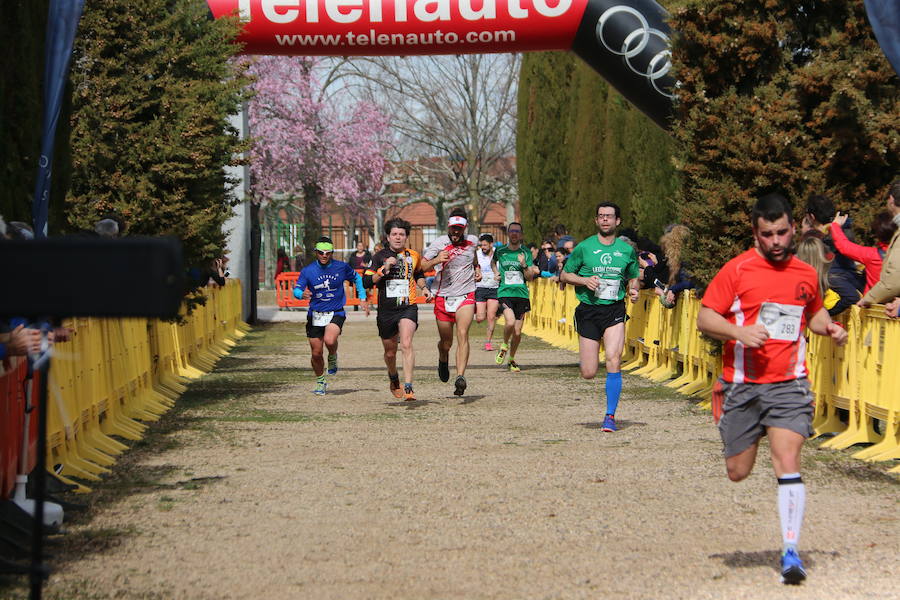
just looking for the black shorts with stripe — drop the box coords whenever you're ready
[573,301,627,341]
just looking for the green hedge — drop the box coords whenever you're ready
[517,52,679,244]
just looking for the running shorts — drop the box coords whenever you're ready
[717,377,814,458]
[573,301,627,341]
[305,311,347,339]
[475,287,498,302]
[499,296,531,320]
[376,305,419,340]
[434,292,476,323]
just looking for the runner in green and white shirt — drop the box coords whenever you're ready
[492,222,539,372]
[560,202,640,432]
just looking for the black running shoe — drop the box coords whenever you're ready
[438,361,450,382]
[454,375,467,396]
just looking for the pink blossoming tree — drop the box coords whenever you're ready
[247,56,390,276]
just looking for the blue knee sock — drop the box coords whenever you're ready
[605,372,622,416]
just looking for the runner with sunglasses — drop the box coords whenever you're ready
[293,237,370,395]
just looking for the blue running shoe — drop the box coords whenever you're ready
[780,548,806,585]
[313,379,327,395]
[601,414,617,432]
[327,354,338,375]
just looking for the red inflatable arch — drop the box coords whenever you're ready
[206,0,676,128]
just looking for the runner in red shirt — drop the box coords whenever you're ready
[698,193,847,585]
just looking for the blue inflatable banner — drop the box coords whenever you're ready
[865,0,900,77]
[31,0,85,239]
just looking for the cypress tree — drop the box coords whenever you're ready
[517,51,577,242]
[565,61,610,241]
[66,0,250,273]
[671,0,900,286]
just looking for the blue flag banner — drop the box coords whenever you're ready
[865,0,900,78]
[31,0,85,239]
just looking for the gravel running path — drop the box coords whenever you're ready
[7,306,898,600]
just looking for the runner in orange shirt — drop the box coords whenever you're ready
[364,218,431,401]
[697,192,847,585]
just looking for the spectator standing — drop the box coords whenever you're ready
[796,237,859,317]
[658,225,694,307]
[348,241,372,271]
[535,241,557,276]
[554,224,574,250]
[801,194,862,290]
[275,248,291,280]
[829,210,896,293]
[860,181,900,307]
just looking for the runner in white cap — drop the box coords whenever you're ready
[421,207,481,396]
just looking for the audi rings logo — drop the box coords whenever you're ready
[595,5,674,98]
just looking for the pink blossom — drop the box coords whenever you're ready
[247,56,390,219]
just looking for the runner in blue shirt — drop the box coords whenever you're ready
[293,237,369,395]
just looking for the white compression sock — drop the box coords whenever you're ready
[777,473,805,551]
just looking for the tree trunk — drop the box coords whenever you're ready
[465,179,481,232]
[347,212,358,255]
[303,182,323,265]
[505,198,517,228]
[263,204,278,289]
[248,200,261,324]
[374,206,386,247]
[434,201,447,233]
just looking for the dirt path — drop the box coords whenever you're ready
[5,307,897,599]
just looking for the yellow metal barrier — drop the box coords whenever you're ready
[45,280,248,491]
[526,278,899,470]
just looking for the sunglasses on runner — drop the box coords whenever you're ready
[315,250,332,256]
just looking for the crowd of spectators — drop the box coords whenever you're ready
[797,184,900,319]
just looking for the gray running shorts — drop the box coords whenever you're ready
[717,378,814,458]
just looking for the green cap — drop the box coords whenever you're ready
[315,241,334,252]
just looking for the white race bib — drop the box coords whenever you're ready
[758,302,803,341]
[312,311,334,327]
[594,278,621,301]
[504,270,524,285]
[385,279,407,299]
[480,272,495,285]
[444,295,465,313]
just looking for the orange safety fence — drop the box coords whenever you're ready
[0,279,249,497]
[275,269,437,309]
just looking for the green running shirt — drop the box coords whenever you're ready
[494,244,533,299]
[564,236,639,305]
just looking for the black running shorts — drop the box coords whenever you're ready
[305,312,346,339]
[498,296,531,321]
[376,304,419,339]
[573,301,627,341]
[475,287,498,302]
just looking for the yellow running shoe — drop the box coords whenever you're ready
[495,343,509,365]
